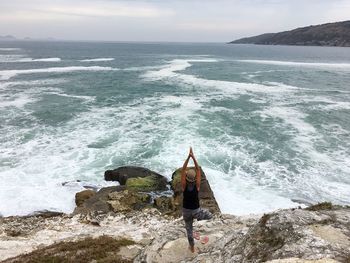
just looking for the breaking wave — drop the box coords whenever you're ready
[80,58,115,62]
[237,59,350,69]
[0,66,119,80]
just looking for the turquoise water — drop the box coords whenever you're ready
[0,41,349,216]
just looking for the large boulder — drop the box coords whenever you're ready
[75,190,96,207]
[104,166,168,191]
[107,190,152,212]
[73,166,170,216]
[73,184,154,219]
[154,196,176,214]
[74,166,219,219]
[73,186,125,215]
[125,175,167,192]
[171,166,220,217]
[226,205,350,262]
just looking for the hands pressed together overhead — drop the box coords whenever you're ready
[189,147,194,158]
[182,147,201,191]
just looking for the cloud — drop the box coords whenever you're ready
[0,0,349,42]
[44,3,174,18]
[176,22,258,33]
[0,0,175,19]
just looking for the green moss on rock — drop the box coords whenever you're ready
[75,189,96,207]
[306,202,333,211]
[125,175,160,191]
[259,213,272,227]
[108,190,151,212]
[154,196,175,213]
[6,236,135,263]
[171,170,181,191]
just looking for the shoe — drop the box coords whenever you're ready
[200,236,209,244]
[193,232,200,240]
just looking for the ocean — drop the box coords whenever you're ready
[0,41,349,217]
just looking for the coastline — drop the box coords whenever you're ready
[1,205,349,262]
[1,166,349,262]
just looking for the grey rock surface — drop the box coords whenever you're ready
[1,206,350,262]
[104,166,168,189]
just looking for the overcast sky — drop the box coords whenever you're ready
[0,0,349,42]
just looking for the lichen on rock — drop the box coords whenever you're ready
[75,189,96,207]
[2,236,135,263]
[107,190,152,212]
[154,196,175,213]
[125,175,165,191]
[74,166,220,218]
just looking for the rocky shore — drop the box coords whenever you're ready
[1,167,349,262]
[230,20,350,47]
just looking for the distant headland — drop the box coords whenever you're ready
[230,20,350,47]
[0,35,56,41]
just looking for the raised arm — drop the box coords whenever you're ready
[190,148,201,191]
[181,153,191,191]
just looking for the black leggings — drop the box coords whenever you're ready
[182,207,212,246]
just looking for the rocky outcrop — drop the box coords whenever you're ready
[227,205,350,262]
[171,166,221,217]
[153,196,175,213]
[75,166,220,219]
[104,166,168,191]
[75,189,96,206]
[74,166,171,219]
[107,190,151,213]
[230,20,350,47]
[133,204,350,262]
[1,204,350,262]
[0,212,66,239]
[4,166,348,262]
[73,186,124,217]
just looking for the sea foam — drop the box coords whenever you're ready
[143,59,298,95]
[0,66,119,80]
[0,57,62,63]
[80,58,115,62]
[1,49,349,216]
[0,48,21,51]
[18,57,61,62]
[237,59,350,69]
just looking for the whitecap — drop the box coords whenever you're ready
[0,94,36,109]
[297,96,350,111]
[47,91,95,102]
[122,65,165,71]
[0,57,61,63]
[0,79,67,91]
[0,54,26,62]
[143,58,298,94]
[0,66,119,80]
[319,101,350,111]
[0,48,21,51]
[237,59,350,70]
[17,57,61,62]
[80,58,114,62]
[205,167,302,215]
[258,104,350,177]
[1,56,349,216]
[259,106,316,138]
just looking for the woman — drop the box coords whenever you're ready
[181,147,212,253]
